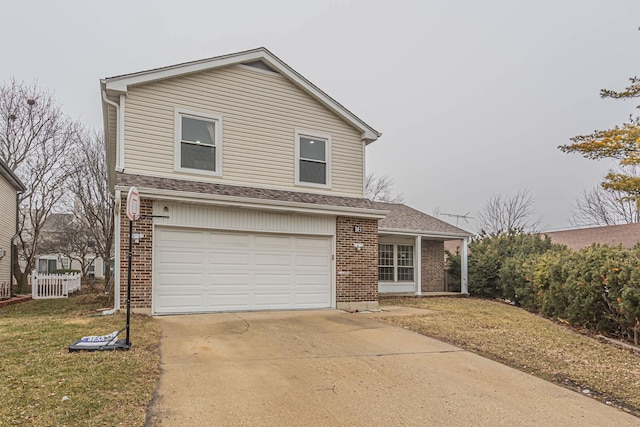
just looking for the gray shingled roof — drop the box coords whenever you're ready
[116,173,383,210]
[116,173,472,236]
[376,202,472,237]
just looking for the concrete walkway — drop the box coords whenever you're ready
[147,309,639,426]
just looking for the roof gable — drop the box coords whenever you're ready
[101,47,380,143]
[377,202,472,238]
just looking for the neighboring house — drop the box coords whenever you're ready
[101,47,471,315]
[0,159,26,292]
[542,223,640,251]
[34,213,107,278]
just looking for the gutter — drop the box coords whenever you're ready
[379,227,473,239]
[10,192,20,297]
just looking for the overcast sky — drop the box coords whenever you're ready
[2,0,638,232]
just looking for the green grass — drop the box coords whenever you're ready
[380,297,640,417]
[0,293,160,426]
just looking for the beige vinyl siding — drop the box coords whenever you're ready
[0,176,17,285]
[123,64,365,197]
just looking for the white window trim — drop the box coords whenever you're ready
[174,108,223,177]
[378,243,415,283]
[294,129,331,189]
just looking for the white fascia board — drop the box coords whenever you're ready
[103,48,381,143]
[103,50,266,92]
[379,227,473,239]
[115,185,390,219]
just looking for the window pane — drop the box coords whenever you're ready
[299,137,326,161]
[378,244,394,266]
[379,267,394,281]
[299,160,326,184]
[398,267,414,281]
[397,245,414,267]
[38,259,47,274]
[182,117,215,146]
[181,143,216,171]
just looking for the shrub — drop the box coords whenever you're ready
[468,231,561,300]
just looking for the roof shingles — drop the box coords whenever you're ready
[116,173,472,238]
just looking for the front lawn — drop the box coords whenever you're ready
[380,297,640,417]
[0,293,160,426]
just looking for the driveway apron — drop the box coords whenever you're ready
[146,309,639,426]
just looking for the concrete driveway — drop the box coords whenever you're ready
[147,309,639,426]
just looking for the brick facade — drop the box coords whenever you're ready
[335,216,378,308]
[119,197,153,310]
[421,240,445,292]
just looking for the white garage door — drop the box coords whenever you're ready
[154,227,332,314]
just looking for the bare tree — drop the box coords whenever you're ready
[477,189,542,236]
[38,215,98,276]
[68,130,115,284]
[0,79,77,292]
[571,184,639,226]
[365,173,404,203]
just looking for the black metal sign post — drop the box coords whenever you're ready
[126,218,133,347]
[68,185,168,353]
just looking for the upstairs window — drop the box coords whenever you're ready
[296,131,330,187]
[175,109,222,175]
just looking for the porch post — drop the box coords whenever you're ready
[461,237,469,294]
[415,235,422,296]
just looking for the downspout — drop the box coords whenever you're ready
[10,190,22,297]
[101,91,124,173]
[95,188,121,316]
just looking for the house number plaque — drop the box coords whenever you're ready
[353,226,363,233]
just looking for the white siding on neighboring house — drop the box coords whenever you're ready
[123,64,365,197]
[0,176,16,286]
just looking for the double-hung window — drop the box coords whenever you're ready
[378,244,414,282]
[296,131,330,187]
[175,109,222,175]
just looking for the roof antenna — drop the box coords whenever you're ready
[439,212,474,227]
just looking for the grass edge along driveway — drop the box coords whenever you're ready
[0,293,160,427]
[379,297,640,418]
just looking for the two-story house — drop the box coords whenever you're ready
[0,158,26,296]
[101,48,470,315]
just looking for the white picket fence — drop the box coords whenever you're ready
[0,282,10,300]
[31,272,82,299]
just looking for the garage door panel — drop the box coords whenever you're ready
[209,233,251,247]
[155,228,332,314]
[294,254,330,268]
[156,274,204,286]
[295,237,331,251]
[254,274,292,286]
[254,253,293,266]
[254,235,292,249]
[208,252,251,266]
[158,229,204,244]
[207,273,251,286]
